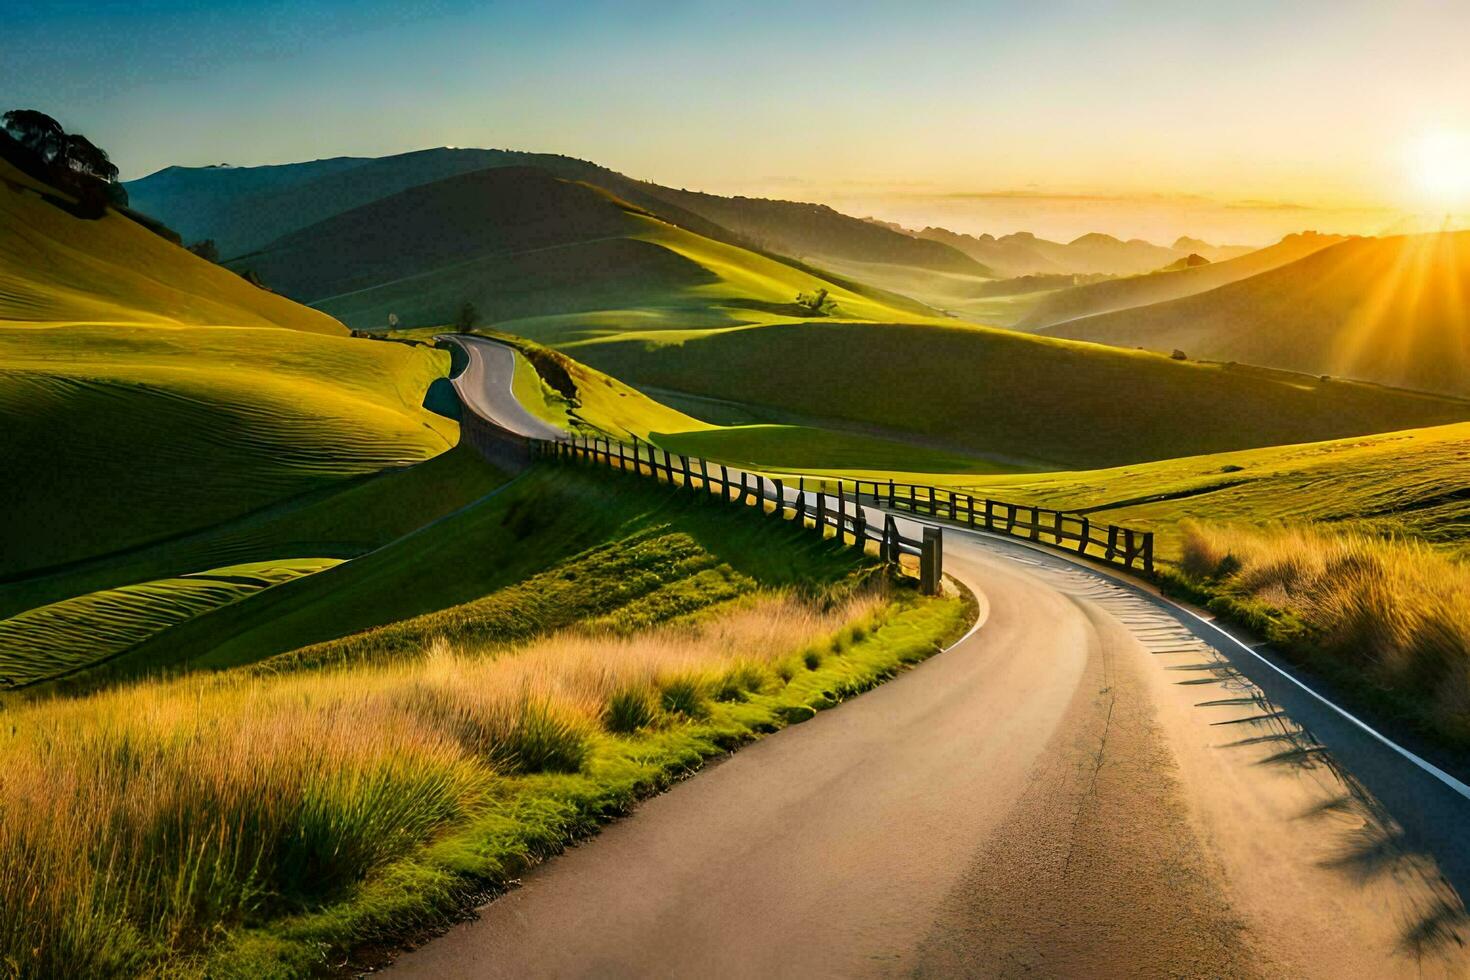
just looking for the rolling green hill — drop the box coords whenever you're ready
[0,158,341,333]
[562,319,1470,469]
[1018,232,1346,330]
[1,324,456,576]
[944,419,1470,562]
[231,167,930,337]
[0,157,457,578]
[1043,231,1470,396]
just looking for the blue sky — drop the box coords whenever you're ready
[6,0,1469,237]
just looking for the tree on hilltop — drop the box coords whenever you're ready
[2,108,128,209]
[2,109,65,162]
[455,302,480,332]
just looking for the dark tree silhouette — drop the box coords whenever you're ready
[2,108,128,209]
[61,133,119,183]
[455,302,480,331]
[2,109,65,163]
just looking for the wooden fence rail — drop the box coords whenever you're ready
[830,476,1154,575]
[526,433,1154,578]
[529,435,943,592]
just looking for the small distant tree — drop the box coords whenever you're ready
[455,302,479,331]
[186,239,220,263]
[387,312,400,331]
[1170,349,1187,360]
[795,287,837,316]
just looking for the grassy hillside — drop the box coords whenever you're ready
[939,419,1470,560]
[565,319,1470,469]
[1019,232,1347,329]
[0,446,506,689]
[1,155,460,583]
[0,158,341,334]
[1044,231,1470,396]
[0,324,455,576]
[232,167,928,336]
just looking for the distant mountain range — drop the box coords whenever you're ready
[888,223,1255,277]
[126,148,988,281]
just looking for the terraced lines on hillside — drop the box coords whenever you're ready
[0,323,456,576]
[0,558,342,687]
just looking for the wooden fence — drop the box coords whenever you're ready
[530,433,1155,578]
[530,435,944,593]
[814,476,1153,574]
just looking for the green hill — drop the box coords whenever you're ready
[0,158,341,333]
[945,418,1470,561]
[1042,231,1470,396]
[1019,232,1347,329]
[0,157,456,577]
[562,319,1470,469]
[230,166,930,337]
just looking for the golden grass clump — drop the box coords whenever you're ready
[0,591,877,976]
[1179,521,1470,741]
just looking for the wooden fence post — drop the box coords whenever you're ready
[816,492,827,533]
[1078,516,1090,556]
[1142,532,1154,575]
[1029,507,1041,541]
[836,487,846,544]
[920,527,943,596]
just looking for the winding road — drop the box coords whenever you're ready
[396,335,1470,978]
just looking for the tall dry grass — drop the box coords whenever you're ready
[1180,521,1470,742]
[0,592,879,977]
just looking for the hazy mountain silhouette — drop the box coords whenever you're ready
[127,147,985,277]
[1020,232,1347,329]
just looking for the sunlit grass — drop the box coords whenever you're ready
[0,587,968,977]
[1175,521,1470,745]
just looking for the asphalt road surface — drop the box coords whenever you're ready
[395,337,1470,978]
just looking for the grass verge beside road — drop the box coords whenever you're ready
[0,578,970,978]
[1167,521,1470,750]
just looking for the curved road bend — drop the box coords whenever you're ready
[447,334,565,441]
[392,336,1470,978]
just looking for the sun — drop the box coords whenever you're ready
[1409,129,1470,208]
